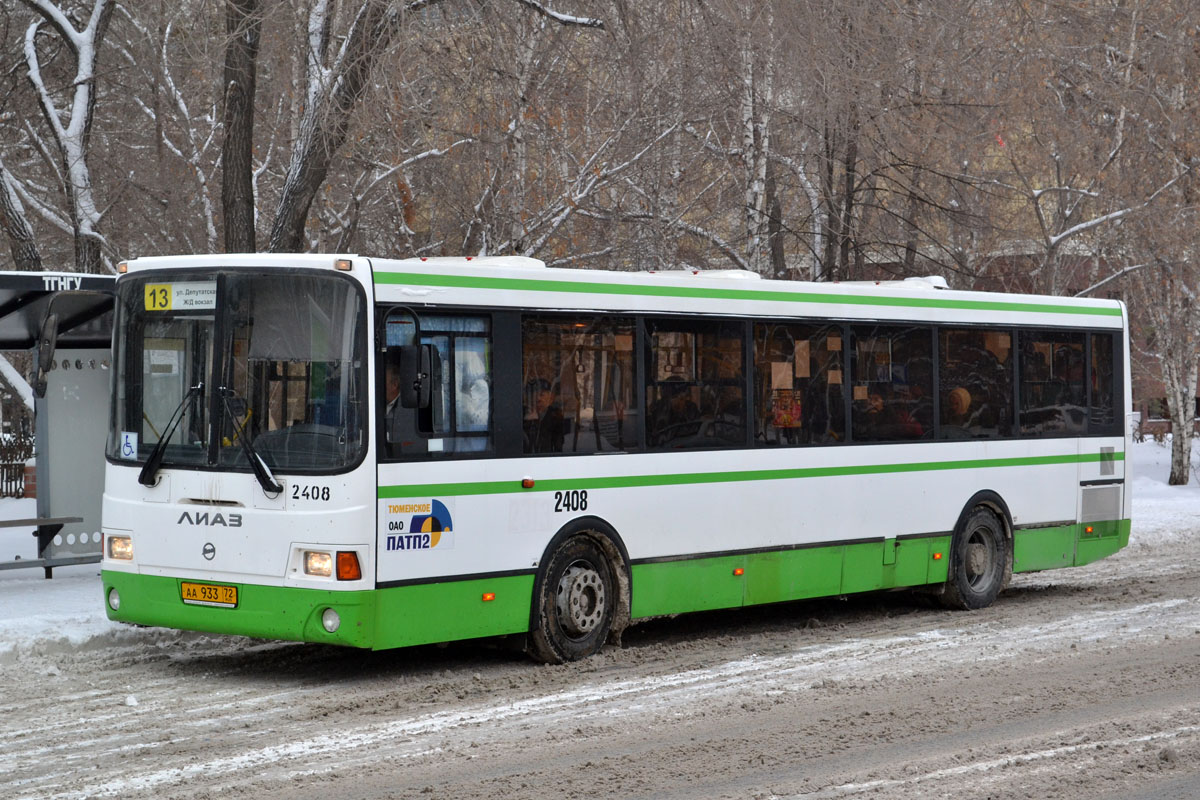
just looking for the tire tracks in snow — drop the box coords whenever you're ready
[14,595,1198,799]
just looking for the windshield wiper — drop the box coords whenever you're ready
[219,387,283,495]
[138,383,203,487]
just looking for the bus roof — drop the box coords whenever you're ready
[369,256,1125,328]
[119,254,1125,328]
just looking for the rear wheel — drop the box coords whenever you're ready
[941,507,1010,610]
[528,536,616,663]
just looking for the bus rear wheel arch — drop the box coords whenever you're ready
[527,520,630,664]
[940,501,1012,610]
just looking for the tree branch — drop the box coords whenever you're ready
[510,0,605,29]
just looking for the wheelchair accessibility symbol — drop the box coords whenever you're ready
[120,432,138,460]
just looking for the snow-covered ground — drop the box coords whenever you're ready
[0,497,121,657]
[0,439,1195,658]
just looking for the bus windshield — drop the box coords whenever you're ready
[107,270,366,474]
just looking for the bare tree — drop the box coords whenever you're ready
[1133,252,1200,484]
[222,0,262,253]
[264,0,604,254]
[0,155,43,269]
[18,0,114,272]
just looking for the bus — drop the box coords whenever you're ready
[100,254,1130,662]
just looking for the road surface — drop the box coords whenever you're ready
[2,534,1197,799]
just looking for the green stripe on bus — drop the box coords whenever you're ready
[632,518,1129,617]
[379,451,1124,499]
[373,271,1123,317]
[373,574,534,650]
[630,536,953,618]
[102,571,378,648]
[102,570,534,651]
[1014,517,1131,572]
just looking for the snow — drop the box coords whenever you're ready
[0,354,34,410]
[0,498,117,657]
[0,439,1195,657]
[1123,436,1200,549]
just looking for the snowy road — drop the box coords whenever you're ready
[2,533,1197,799]
[1,442,1198,799]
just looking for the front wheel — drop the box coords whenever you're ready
[528,535,616,663]
[940,507,1010,610]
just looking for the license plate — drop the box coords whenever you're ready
[181,581,238,608]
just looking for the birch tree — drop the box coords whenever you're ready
[1120,0,1200,483]
[731,3,776,275]
[1134,252,1200,484]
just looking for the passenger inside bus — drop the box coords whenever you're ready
[524,378,565,453]
[653,379,699,424]
[859,388,924,440]
[648,378,701,446]
[946,386,972,426]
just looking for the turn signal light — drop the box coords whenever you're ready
[336,551,362,581]
[1085,526,1094,534]
[932,552,943,560]
[733,567,745,576]
[482,592,496,602]
[521,477,535,489]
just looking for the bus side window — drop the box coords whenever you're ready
[938,328,1012,440]
[850,325,933,443]
[1089,332,1119,434]
[522,315,636,455]
[753,322,844,446]
[646,319,745,450]
[1019,330,1085,436]
[382,311,492,458]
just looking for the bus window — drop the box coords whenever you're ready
[938,328,1013,439]
[1019,330,1085,436]
[1090,332,1118,434]
[383,311,492,457]
[646,319,745,450]
[850,325,933,442]
[522,316,636,454]
[753,322,844,446]
[221,274,367,471]
[123,320,212,464]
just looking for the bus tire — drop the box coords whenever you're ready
[940,506,1010,610]
[528,535,617,664]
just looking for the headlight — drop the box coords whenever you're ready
[107,535,133,561]
[304,550,332,577]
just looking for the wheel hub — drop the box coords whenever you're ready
[556,563,606,637]
[965,532,995,589]
[966,541,988,576]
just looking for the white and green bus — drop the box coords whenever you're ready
[101,254,1130,662]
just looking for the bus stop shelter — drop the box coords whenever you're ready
[0,271,115,577]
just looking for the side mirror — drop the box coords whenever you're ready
[399,344,441,410]
[33,312,59,398]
